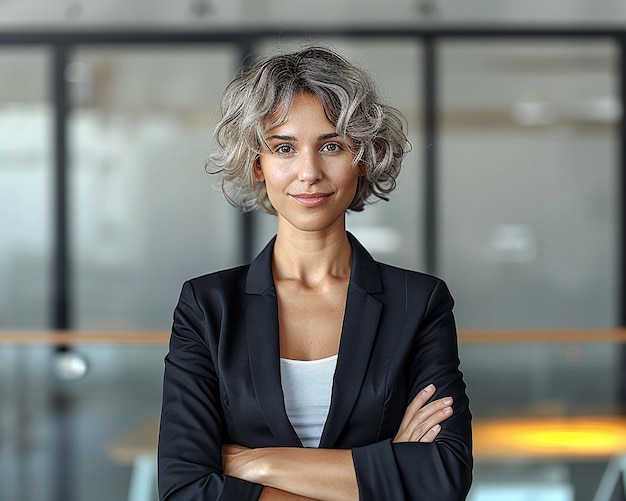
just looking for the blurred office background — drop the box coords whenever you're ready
[1,0,626,500]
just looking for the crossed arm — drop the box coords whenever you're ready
[222,384,454,501]
[159,278,472,500]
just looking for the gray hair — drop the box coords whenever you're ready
[208,45,409,214]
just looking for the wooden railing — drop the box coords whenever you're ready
[458,328,626,344]
[0,330,170,345]
[0,328,625,345]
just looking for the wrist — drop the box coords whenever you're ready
[246,448,275,485]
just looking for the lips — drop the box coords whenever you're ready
[291,192,332,207]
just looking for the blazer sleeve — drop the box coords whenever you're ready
[157,280,264,501]
[351,279,473,501]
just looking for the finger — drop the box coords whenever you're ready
[406,405,453,442]
[419,424,442,443]
[395,384,436,435]
[395,400,453,442]
[396,393,451,440]
[419,397,453,423]
[406,384,436,414]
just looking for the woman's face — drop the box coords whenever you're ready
[255,92,359,235]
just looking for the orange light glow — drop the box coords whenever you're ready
[473,417,626,460]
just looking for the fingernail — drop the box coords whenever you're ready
[443,406,453,414]
[425,384,435,392]
[443,397,453,405]
[432,424,441,432]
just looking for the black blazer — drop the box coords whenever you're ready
[158,233,472,500]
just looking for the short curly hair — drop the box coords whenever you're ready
[208,45,409,214]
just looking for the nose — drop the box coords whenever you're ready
[297,150,322,184]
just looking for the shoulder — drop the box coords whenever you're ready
[375,261,441,286]
[188,264,250,285]
[181,236,275,300]
[348,231,453,306]
[171,265,253,331]
[376,261,448,291]
[375,261,454,308]
[183,264,251,301]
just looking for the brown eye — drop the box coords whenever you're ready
[322,143,342,153]
[275,144,294,154]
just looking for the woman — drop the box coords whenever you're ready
[158,45,472,500]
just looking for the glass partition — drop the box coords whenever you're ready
[459,331,626,501]
[67,46,242,329]
[437,43,622,501]
[0,48,52,328]
[1,332,624,501]
[0,336,167,501]
[439,40,619,330]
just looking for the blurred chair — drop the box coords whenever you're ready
[107,415,159,501]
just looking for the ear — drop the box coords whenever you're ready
[253,158,265,182]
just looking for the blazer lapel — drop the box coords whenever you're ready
[320,233,383,447]
[244,238,302,446]
[243,233,384,448]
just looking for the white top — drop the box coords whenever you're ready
[280,354,338,448]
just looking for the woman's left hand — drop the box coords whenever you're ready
[393,384,453,443]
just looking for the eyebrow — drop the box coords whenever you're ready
[264,132,341,141]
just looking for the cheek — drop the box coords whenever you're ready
[341,170,360,191]
[261,172,287,207]
[263,166,293,189]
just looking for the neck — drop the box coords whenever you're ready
[272,226,352,286]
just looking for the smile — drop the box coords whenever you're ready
[290,193,332,207]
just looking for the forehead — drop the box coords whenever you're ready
[264,92,334,131]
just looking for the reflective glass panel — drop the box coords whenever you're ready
[68,46,242,329]
[1,334,624,501]
[439,38,621,501]
[0,48,52,328]
[460,334,625,501]
[439,40,618,329]
[0,339,167,501]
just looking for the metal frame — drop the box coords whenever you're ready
[593,454,626,501]
[423,34,438,274]
[52,44,70,330]
[619,34,626,408]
